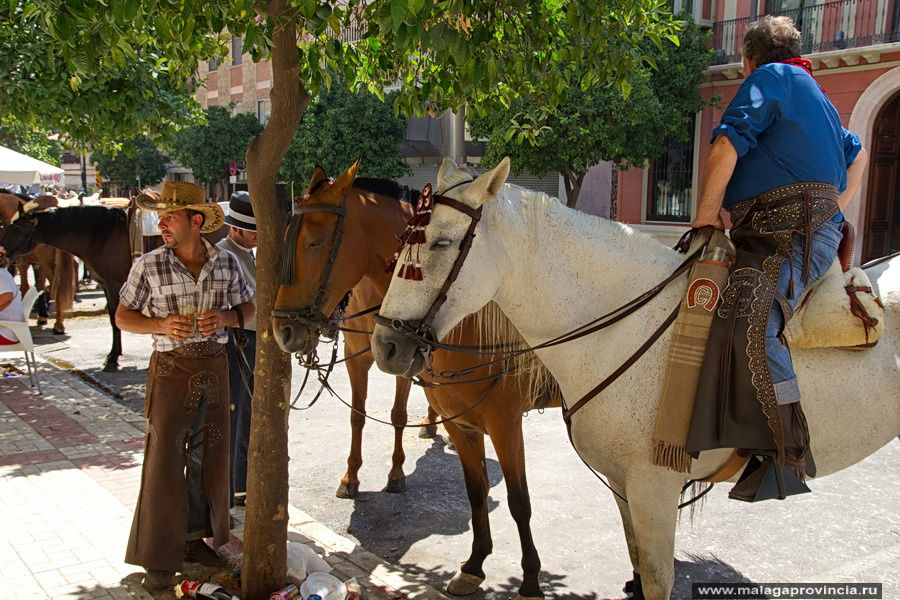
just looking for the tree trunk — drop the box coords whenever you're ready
[562,165,585,209]
[241,2,309,598]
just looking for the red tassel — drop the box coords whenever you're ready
[397,264,407,279]
[411,265,423,281]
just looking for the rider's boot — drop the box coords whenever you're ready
[728,402,814,502]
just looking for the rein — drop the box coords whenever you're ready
[373,184,713,506]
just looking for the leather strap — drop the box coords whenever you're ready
[698,449,749,483]
[563,304,680,422]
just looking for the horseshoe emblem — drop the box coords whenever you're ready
[687,278,720,311]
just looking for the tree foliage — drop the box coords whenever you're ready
[468,17,713,207]
[0,114,63,165]
[14,0,683,141]
[0,2,200,147]
[91,137,169,193]
[171,105,264,186]
[280,84,410,184]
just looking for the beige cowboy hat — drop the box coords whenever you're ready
[135,181,224,233]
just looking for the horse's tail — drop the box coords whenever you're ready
[52,250,76,315]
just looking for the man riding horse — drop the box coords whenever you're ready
[687,16,868,501]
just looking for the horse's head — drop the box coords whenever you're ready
[272,159,362,354]
[372,157,511,378]
[0,201,40,259]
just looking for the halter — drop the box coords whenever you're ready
[269,191,347,331]
[373,178,481,347]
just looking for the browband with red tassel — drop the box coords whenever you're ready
[386,183,433,280]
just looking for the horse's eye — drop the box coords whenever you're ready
[306,236,327,248]
[430,239,452,250]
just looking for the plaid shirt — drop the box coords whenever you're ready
[119,239,253,352]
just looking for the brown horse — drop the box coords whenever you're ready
[0,193,75,334]
[272,161,557,600]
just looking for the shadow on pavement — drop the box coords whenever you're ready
[674,554,754,599]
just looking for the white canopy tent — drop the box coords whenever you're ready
[0,145,65,186]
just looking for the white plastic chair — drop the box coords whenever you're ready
[0,287,42,393]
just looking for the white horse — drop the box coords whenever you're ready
[372,157,900,600]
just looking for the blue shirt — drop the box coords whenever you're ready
[712,63,861,214]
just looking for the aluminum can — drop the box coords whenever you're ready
[268,584,300,600]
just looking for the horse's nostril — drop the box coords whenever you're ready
[280,324,292,343]
[385,340,398,361]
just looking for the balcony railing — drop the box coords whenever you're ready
[710,0,900,64]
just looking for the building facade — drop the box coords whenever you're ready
[618,0,900,261]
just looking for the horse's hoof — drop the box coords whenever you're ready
[446,570,484,596]
[102,362,119,373]
[517,595,544,600]
[52,326,65,335]
[419,424,439,438]
[336,482,359,499]
[624,573,644,600]
[384,477,406,493]
[36,318,47,326]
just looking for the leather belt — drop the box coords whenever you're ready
[167,340,223,357]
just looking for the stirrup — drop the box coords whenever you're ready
[728,454,810,502]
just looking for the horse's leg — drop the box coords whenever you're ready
[443,419,491,596]
[103,289,121,371]
[612,483,644,600]
[418,404,440,438]
[624,477,682,600]
[488,416,542,600]
[336,348,373,499]
[385,375,412,493]
[15,257,30,295]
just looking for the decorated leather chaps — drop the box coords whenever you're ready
[687,183,839,461]
[125,341,231,572]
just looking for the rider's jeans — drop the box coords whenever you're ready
[766,219,843,404]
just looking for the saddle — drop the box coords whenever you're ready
[783,222,885,349]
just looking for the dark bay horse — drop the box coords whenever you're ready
[0,204,130,371]
[0,193,76,335]
[272,161,558,600]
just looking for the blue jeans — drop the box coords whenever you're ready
[226,329,255,501]
[766,219,843,404]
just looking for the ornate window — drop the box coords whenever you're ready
[646,115,696,223]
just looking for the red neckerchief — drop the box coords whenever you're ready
[779,57,827,93]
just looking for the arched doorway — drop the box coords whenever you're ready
[863,92,900,262]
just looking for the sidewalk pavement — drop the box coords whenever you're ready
[0,352,447,600]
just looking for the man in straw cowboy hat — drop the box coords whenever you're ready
[217,190,258,508]
[115,181,255,592]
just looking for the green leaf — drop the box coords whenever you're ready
[408,0,424,16]
[390,0,408,32]
[300,0,317,19]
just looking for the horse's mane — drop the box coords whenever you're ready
[353,178,420,206]
[36,205,126,239]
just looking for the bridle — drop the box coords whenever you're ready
[373,178,481,347]
[270,184,347,334]
[0,213,38,259]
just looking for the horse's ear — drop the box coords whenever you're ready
[332,158,360,192]
[437,157,460,189]
[467,157,510,206]
[307,165,329,193]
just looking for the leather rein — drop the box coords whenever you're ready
[371,185,715,507]
[374,187,701,415]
